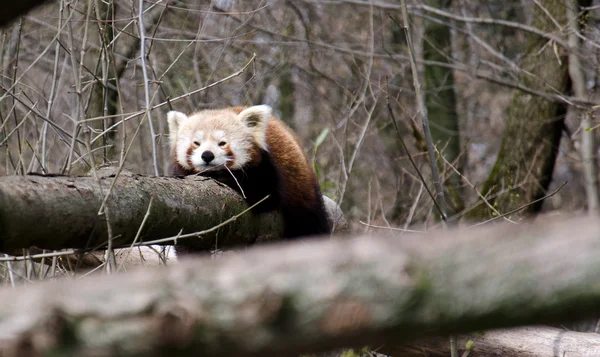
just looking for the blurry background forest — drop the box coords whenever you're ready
[0,0,599,272]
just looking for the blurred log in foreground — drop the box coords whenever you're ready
[0,215,600,356]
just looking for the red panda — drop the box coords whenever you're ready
[167,105,331,243]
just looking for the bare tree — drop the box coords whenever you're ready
[466,0,571,220]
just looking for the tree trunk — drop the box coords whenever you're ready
[0,215,600,356]
[467,0,570,220]
[424,0,463,213]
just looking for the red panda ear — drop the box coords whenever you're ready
[167,111,188,135]
[237,105,271,127]
[167,111,189,151]
[237,105,271,150]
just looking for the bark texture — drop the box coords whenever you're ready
[424,0,462,212]
[389,326,600,357]
[468,0,570,220]
[0,215,600,356]
[0,168,282,252]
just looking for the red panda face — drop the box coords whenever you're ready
[167,106,272,173]
[188,128,234,170]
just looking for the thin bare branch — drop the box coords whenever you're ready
[137,0,160,176]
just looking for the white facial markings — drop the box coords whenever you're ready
[189,130,231,169]
[197,131,204,140]
[228,141,249,169]
[176,137,192,169]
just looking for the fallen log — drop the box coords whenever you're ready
[0,168,345,253]
[389,326,600,357]
[0,168,284,252]
[0,215,600,356]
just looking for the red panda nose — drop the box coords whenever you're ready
[201,150,215,163]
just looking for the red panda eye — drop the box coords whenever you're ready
[218,141,227,147]
[193,140,200,146]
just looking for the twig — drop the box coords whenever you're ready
[414,3,568,48]
[3,254,16,287]
[391,7,448,223]
[435,146,516,225]
[8,17,24,174]
[337,99,377,207]
[0,250,77,262]
[403,181,424,231]
[223,165,246,199]
[88,53,257,144]
[64,0,90,175]
[0,83,84,147]
[117,197,154,272]
[75,1,117,274]
[359,221,424,233]
[40,0,64,173]
[137,0,160,176]
[468,181,568,229]
[135,194,271,246]
[386,91,444,224]
[0,108,34,148]
[533,0,563,31]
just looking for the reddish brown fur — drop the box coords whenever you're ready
[227,106,319,208]
[265,119,318,207]
[185,147,195,171]
[224,145,235,166]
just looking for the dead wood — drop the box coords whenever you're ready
[388,326,600,357]
[0,168,281,252]
[0,215,599,356]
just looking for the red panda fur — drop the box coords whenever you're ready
[167,105,331,244]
